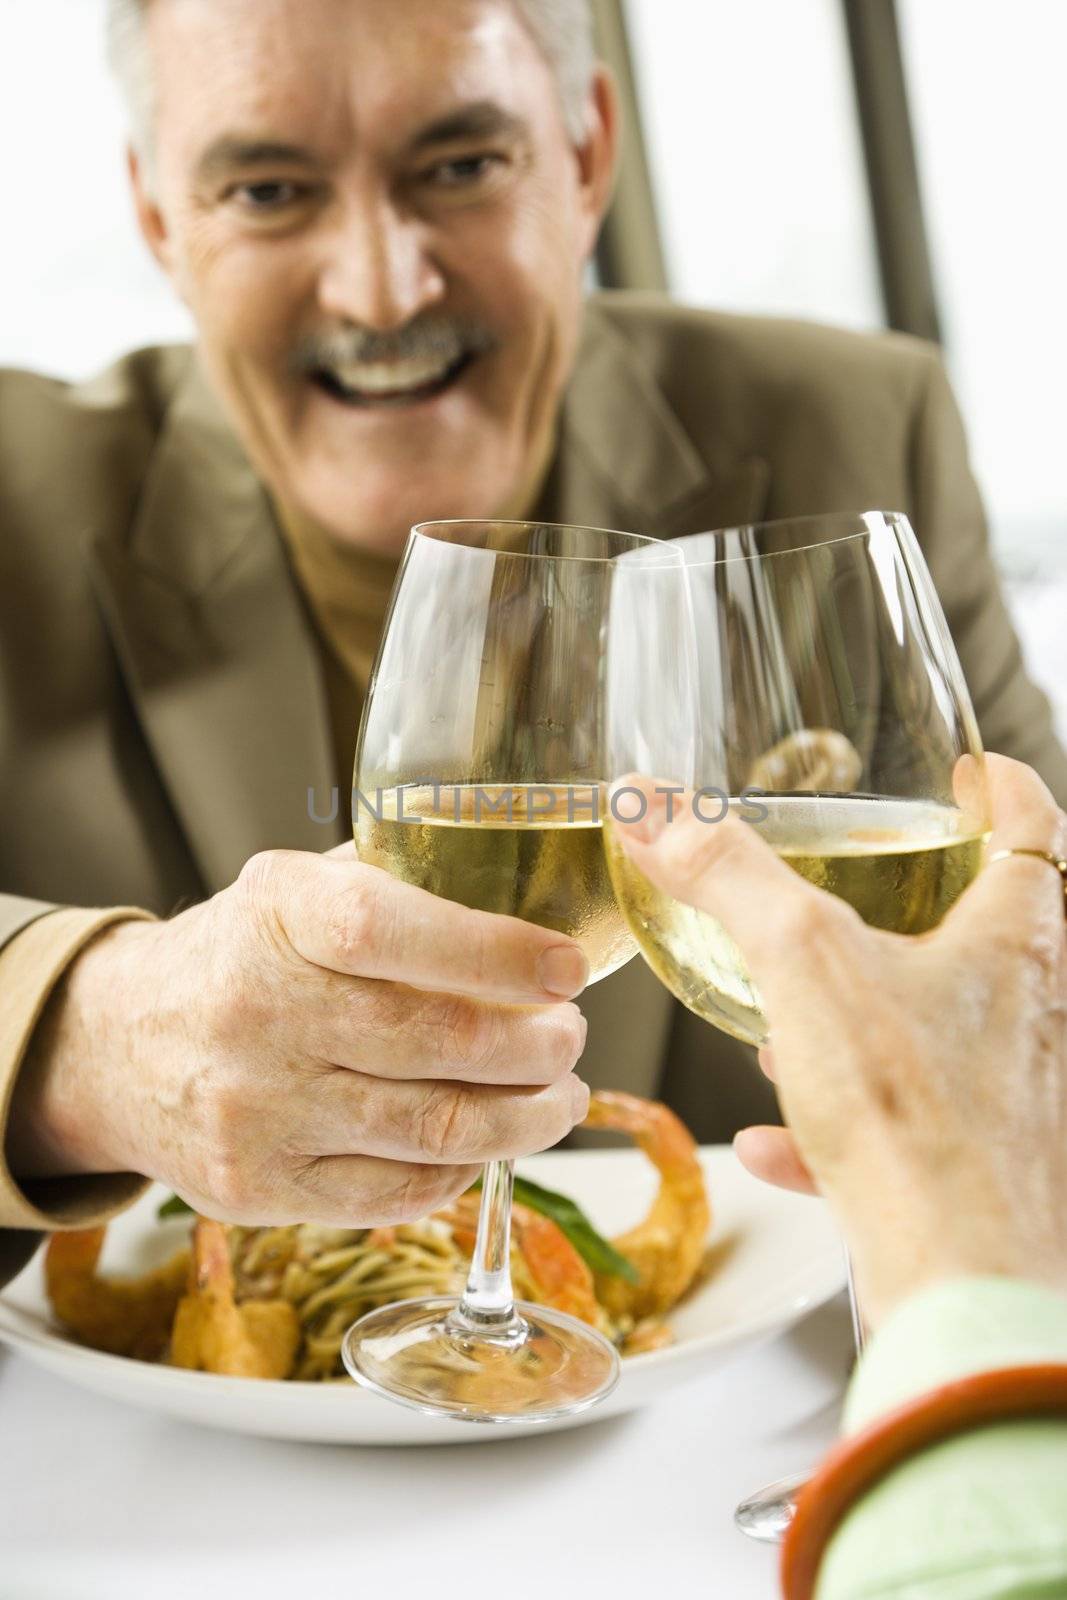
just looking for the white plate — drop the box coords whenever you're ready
[0,1148,843,1445]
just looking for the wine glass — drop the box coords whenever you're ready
[341,519,675,1423]
[603,510,991,1533]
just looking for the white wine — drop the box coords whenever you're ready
[604,795,987,1045]
[357,784,637,982]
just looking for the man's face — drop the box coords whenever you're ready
[135,0,615,550]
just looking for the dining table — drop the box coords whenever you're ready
[0,1290,853,1599]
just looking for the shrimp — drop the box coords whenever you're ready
[747,728,862,794]
[44,1227,190,1361]
[621,1318,676,1355]
[511,1204,605,1329]
[581,1090,711,1321]
[170,1218,299,1380]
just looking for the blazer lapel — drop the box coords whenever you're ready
[88,358,343,896]
[543,301,770,540]
[82,307,766,901]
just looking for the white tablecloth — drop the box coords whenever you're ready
[0,1294,853,1600]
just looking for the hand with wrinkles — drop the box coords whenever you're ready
[8,842,591,1226]
[612,755,1067,1329]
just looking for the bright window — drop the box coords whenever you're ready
[625,0,882,328]
[900,0,1067,574]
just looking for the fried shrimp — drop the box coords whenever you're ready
[41,1094,713,1379]
[44,1227,190,1361]
[170,1218,299,1380]
[510,1203,605,1329]
[747,728,863,793]
[582,1090,711,1321]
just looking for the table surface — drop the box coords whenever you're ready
[0,1293,853,1600]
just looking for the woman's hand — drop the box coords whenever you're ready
[612,756,1067,1330]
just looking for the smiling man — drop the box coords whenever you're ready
[124,0,609,549]
[0,0,1064,1275]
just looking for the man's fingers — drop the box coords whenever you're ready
[243,850,590,1003]
[757,1045,778,1082]
[734,1126,818,1196]
[307,1070,590,1165]
[288,1156,482,1229]
[308,978,588,1086]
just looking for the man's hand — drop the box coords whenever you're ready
[611,757,1067,1331]
[8,845,592,1226]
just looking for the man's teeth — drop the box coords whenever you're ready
[323,355,460,396]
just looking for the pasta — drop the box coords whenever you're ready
[44,1091,713,1380]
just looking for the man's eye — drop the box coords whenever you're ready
[424,155,503,189]
[231,181,305,211]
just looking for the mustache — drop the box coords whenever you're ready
[290,317,497,373]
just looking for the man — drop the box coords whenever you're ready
[1,0,1064,1279]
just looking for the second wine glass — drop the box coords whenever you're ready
[341,518,671,1423]
[603,510,991,1531]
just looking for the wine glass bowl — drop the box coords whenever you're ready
[605,511,990,1049]
[342,519,675,1422]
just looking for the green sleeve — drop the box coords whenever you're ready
[816,1277,1067,1600]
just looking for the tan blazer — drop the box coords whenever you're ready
[2,293,1065,1275]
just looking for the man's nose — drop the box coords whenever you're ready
[317,195,446,331]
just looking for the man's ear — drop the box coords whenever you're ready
[573,64,621,255]
[128,146,177,277]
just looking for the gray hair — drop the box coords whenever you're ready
[106,0,596,169]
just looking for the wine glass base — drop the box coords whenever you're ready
[342,1296,621,1424]
[734,1472,806,1543]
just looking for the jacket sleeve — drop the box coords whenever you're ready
[0,892,60,952]
[0,906,154,1288]
[817,1278,1067,1599]
[911,353,1067,806]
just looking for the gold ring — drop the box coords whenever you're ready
[987,847,1067,915]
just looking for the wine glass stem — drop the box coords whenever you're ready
[453,1158,519,1332]
[845,1246,867,1356]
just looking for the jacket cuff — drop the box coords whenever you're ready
[0,906,156,1235]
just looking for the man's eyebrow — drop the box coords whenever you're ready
[194,106,528,182]
[409,102,530,151]
[195,138,320,183]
